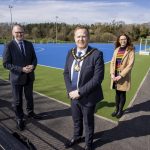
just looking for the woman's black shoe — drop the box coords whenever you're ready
[111,111,118,117]
[116,111,123,118]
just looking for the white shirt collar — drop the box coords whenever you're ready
[15,39,23,44]
[77,47,88,56]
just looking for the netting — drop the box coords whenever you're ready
[139,38,150,55]
[139,38,150,52]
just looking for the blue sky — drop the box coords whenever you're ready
[0,0,149,24]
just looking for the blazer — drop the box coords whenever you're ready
[110,46,135,91]
[64,46,104,106]
[3,40,37,85]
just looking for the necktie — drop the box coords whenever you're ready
[19,42,25,57]
[72,52,82,90]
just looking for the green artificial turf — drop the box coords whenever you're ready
[0,54,149,120]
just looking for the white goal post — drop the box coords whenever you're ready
[139,38,150,55]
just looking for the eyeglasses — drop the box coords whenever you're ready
[120,39,127,41]
[15,32,24,34]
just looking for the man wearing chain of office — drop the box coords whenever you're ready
[64,26,104,150]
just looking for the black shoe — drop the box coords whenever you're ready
[65,137,83,148]
[16,119,25,131]
[111,111,118,117]
[27,112,41,119]
[84,145,93,150]
[116,111,123,118]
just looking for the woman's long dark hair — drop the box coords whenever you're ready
[115,33,134,50]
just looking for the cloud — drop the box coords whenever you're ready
[0,0,149,24]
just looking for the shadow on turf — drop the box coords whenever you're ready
[96,101,115,110]
[93,100,150,149]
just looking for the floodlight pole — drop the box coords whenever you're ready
[9,5,13,39]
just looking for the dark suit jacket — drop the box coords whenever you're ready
[64,46,104,106]
[3,40,37,85]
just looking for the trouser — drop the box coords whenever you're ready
[71,100,95,146]
[115,90,126,112]
[11,81,34,120]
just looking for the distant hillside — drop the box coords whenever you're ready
[0,21,150,43]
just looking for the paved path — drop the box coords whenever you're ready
[0,69,150,150]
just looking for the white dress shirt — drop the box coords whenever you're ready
[71,47,87,89]
[15,39,26,56]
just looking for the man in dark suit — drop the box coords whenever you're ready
[3,24,41,131]
[64,26,104,150]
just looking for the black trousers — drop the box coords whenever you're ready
[115,90,126,111]
[71,100,95,146]
[11,81,34,120]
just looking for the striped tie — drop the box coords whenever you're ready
[19,42,25,57]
